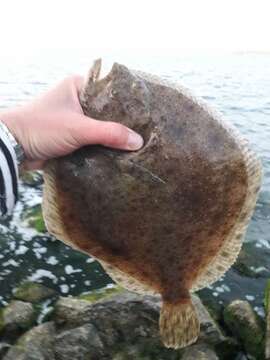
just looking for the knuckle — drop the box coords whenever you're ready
[105,122,128,146]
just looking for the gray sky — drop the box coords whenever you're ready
[0,0,269,55]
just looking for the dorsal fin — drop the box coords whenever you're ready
[191,117,262,291]
[42,161,80,251]
[99,260,157,295]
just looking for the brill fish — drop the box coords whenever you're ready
[42,59,262,349]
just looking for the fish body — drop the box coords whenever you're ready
[42,59,262,349]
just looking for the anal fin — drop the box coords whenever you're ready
[99,260,157,296]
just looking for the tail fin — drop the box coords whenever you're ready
[159,298,200,349]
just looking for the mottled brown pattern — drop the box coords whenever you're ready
[48,61,247,302]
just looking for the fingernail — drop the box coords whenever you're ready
[127,130,144,150]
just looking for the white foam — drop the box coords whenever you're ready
[258,239,270,249]
[15,245,29,255]
[37,299,53,324]
[28,269,57,283]
[2,259,20,267]
[86,258,95,263]
[46,256,58,265]
[65,265,82,275]
[60,284,69,294]
[221,284,230,292]
[215,286,225,293]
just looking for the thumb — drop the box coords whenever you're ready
[74,115,144,151]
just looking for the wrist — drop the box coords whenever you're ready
[0,109,26,165]
[1,108,22,137]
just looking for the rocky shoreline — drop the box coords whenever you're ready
[0,281,269,360]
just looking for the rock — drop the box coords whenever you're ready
[78,284,124,303]
[20,170,43,188]
[265,279,270,359]
[223,300,265,359]
[53,297,94,328]
[234,353,249,360]
[53,292,159,346]
[0,343,10,358]
[54,324,105,360]
[194,295,226,345]
[3,322,55,360]
[0,288,247,359]
[0,301,36,338]
[193,296,239,358]
[53,289,237,359]
[181,343,219,360]
[13,282,57,303]
[53,291,181,358]
[112,346,153,360]
[113,342,182,360]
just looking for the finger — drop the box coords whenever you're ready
[22,160,46,171]
[71,75,85,93]
[75,116,144,151]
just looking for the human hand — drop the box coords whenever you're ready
[0,75,143,170]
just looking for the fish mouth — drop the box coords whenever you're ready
[83,58,109,90]
[88,58,102,82]
[82,58,124,100]
[87,58,123,85]
[80,58,117,106]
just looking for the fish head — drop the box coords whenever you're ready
[80,59,151,133]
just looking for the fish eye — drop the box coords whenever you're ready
[109,89,118,98]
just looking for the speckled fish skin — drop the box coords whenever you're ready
[42,59,262,349]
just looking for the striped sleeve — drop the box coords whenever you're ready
[0,123,19,216]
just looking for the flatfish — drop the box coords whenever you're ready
[42,59,262,349]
